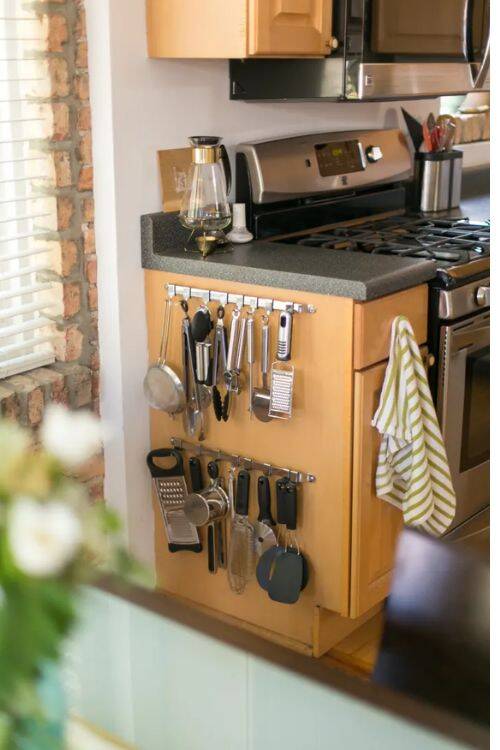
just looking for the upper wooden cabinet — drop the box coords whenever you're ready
[146,0,333,59]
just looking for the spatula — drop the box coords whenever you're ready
[268,480,306,604]
[256,477,288,590]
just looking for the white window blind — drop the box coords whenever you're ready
[0,2,60,379]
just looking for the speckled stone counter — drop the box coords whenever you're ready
[141,212,437,302]
[141,172,489,302]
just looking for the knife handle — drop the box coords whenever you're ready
[257,475,275,526]
[235,469,250,516]
[189,456,203,493]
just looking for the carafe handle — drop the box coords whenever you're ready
[219,144,232,194]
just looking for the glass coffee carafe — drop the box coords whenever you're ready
[179,136,232,255]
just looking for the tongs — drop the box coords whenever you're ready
[212,305,229,422]
[223,308,246,420]
[181,300,205,441]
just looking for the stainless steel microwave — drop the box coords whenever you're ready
[230,0,490,101]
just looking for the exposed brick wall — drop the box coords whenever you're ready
[0,0,103,498]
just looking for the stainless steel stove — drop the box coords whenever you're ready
[236,128,490,532]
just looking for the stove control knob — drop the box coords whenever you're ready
[476,285,490,307]
[366,145,383,163]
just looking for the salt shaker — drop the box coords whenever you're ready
[227,203,253,244]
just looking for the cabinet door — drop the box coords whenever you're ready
[350,360,403,618]
[249,0,333,56]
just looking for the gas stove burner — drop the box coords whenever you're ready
[293,216,490,269]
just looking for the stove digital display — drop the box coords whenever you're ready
[314,140,365,177]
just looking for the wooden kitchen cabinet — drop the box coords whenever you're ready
[350,362,403,618]
[144,269,428,656]
[146,0,333,59]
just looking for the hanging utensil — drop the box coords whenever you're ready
[191,304,213,343]
[188,455,204,492]
[227,469,255,594]
[252,315,272,423]
[254,474,277,557]
[180,300,206,441]
[269,362,294,420]
[143,297,186,414]
[223,307,241,419]
[277,310,293,361]
[146,448,201,554]
[269,310,294,419]
[184,460,228,574]
[268,480,307,604]
[247,314,254,416]
[256,477,288,591]
[212,305,229,421]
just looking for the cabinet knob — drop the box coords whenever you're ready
[424,353,436,369]
[476,285,490,307]
[326,36,339,51]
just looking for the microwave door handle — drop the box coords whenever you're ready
[474,33,490,88]
[464,0,490,88]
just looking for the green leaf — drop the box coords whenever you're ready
[0,579,76,715]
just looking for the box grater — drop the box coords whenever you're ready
[147,448,202,553]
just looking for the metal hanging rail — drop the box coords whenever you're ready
[170,437,316,484]
[165,283,316,314]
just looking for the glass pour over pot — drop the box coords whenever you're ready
[179,137,232,253]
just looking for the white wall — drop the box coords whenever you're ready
[85,0,438,563]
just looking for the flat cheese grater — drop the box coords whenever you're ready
[147,448,202,553]
[269,362,294,419]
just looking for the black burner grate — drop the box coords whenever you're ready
[295,217,490,266]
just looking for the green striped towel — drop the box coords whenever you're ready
[372,315,456,536]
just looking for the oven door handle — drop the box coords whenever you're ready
[450,324,490,354]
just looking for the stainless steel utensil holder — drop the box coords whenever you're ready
[414,150,463,213]
[170,437,316,484]
[166,284,316,314]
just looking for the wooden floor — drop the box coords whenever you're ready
[321,612,384,678]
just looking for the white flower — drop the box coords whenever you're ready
[40,404,103,469]
[8,497,83,577]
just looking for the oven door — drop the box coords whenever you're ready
[345,0,490,99]
[437,310,489,529]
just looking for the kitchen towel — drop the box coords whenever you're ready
[372,315,456,536]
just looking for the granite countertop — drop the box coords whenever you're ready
[141,177,489,302]
[141,213,436,302]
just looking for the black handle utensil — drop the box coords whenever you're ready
[191,307,213,343]
[254,475,277,557]
[235,469,250,517]
[188,456,203,492]
[267,479,307,604]
[257,475,275,526]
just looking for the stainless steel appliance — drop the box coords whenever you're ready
[236,128,489,531]
[230,0,490,101]
[414,151,463,213]
[431,260,490,529]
